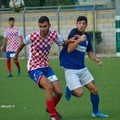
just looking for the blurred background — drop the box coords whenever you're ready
[0,0,116,58]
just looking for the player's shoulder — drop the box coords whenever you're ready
[14,26,20,30]
[70,28,78,34]
[69,28,79,36]
[30,31,39,38]
[49,30,59,37]
[50,30,58,34]
[68,28,79,39]
[5,27,10,30]
[31,31,39,35]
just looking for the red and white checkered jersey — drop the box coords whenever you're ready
[23,30,64,71]
[4,27,22,52]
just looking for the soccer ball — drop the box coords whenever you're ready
[9,0,25,12]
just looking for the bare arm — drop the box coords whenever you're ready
[13,42,25,61]
[87,51,102,66]
[0,38,7,50]
[67,34,86,53]
[19,36,23,43]
[63,35,80,46]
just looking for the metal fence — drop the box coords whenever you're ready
[0,3,116,58]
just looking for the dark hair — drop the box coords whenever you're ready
[38,16,50,24]
[8,17,15,21]
[77,16,87,24]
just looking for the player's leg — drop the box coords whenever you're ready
[45,67,63,107]
[64,68,83,101]
[6,58,12,77]
[28,69,59,120]
[84,68,108,118]
[13,52,21,76]
[6,52,12,77]
[85,81,99,114]
[40,76,59,119]
[45,67,62,119]
[52,81,62,106]
[14,59,21,76]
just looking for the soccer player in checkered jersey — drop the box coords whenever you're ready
[0,17,23,77]
[13,16,77,120]
[59,16,109,118]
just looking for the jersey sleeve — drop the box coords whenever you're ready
[3,31,7,38]
[23,34,31,45]
[54,32,64,46]
[68,31,74,39]
[68,28,78,39]
[86,36,93,52]
[18,28,22,37]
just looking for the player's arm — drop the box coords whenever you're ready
[20,36,23,43]
[18,28,23,43]
[54,32,80,46]
[13,42,25,61]
[13,34,31,61]
[86,36,102,66]
[87,51,102,66]
[0,38,7,51]
[67,34,86,53]
[63,36,78,46]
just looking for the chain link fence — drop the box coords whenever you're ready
[0,3,115,58]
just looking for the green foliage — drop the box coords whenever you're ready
[0,0,76,7]
[111,0,115,3]
[0,0,9,8]
[87,31,102,44]
[44,0,76,6]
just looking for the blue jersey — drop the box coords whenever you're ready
[59,28,93,69]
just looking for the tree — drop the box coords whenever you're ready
[0,0,76,8]
[24,0,45,7]
[44,0,76,6]
[0,0,9,8]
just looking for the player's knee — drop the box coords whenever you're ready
[14,60,18,63]
[91,87,98,95]
[55,88,63,97]
[74,90,83,97]
[45,83,53,92]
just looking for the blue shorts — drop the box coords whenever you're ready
[28,67,58,87]
[5,52,16,58]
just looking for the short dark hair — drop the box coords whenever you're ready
[8,17,15,21]
[38,16,50,24]
[77,16,87,24]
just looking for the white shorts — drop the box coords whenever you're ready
[64,67,94,90]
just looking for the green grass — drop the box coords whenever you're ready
[0,58,120,120]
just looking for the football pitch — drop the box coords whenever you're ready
[0,57,120,120]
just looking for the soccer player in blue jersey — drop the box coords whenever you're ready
[59,16,108,118]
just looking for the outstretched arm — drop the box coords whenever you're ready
[13,42,25,61]
[87,51,102,66]
[0,38,7,51]
[67,34,86,53]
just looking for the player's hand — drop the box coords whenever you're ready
[78,34,86,42]
[68,35,79,43]
[68,39,76,43]
[96,58,102,66]
[13,55,18,62]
